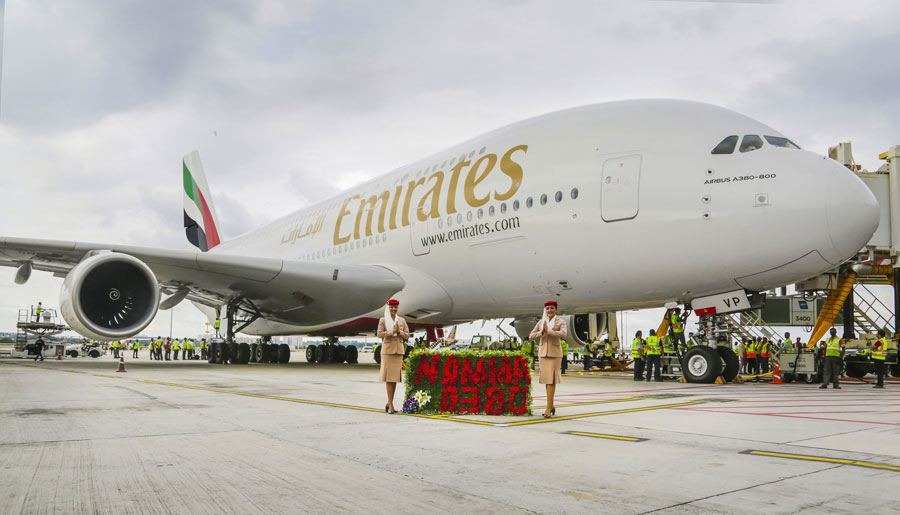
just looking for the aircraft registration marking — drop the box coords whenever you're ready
[741,450,900,473]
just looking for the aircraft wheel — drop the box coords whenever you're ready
[322,345,334,363]
[374,347,381,364]
[219,342,231,364]
[208,342,218,363]
[682,346,722,383]
[236,343,251,364]
[315,345,325,363]
[333,345,347,363]
[306,345,317,363]
[346,345,358,364]
[249,343,259,363]
[278,344,291,363]
[716,346,740,382]
[844,361,869,379]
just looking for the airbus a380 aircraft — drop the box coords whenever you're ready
[0,100,880,381]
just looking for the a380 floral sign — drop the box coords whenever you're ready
[403,350,532,415]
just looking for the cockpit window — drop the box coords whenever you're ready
[711,135,738,154]
[764,135,801,149]
[739,135,764,153]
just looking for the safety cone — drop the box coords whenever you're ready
[116,355,127,373]
[772,362,782,384]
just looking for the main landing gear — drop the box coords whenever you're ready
[681,314,741,384]
[207,298,290,365]
[305,336,359,364]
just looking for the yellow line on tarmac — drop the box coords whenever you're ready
[566,431,645,442]
[504,401,702,426]
[139,379,386,413]
[94,374,122,379]
[534,397,640,409]
[742,450,900,472]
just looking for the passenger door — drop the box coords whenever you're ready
[601,155,641,222]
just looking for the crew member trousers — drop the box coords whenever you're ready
[822,356,842,388]
[633,357,644,380]
[645,355,661,381]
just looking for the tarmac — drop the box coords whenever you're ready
[1,352,899,514]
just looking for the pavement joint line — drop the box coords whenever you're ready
[565,431,646,442]
[741,450,900,472]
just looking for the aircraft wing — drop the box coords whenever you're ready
[0,236,405,326]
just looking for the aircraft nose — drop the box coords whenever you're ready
[823,161,880,265]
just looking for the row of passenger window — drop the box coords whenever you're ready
[303,187,581,260]
[711,134,800,154]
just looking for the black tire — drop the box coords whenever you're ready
[306,345,317,363]
[253,344,263,363]
[236,343,251,364]
[219,342,231,364]
[89,350,101,358]
[804,372,820,384]
[782,373,795,383]
[258,344,270,363]
[278,344,291,363]
[208,341,218,363]
[315,345,325,363]
[68,350,78,358]
[844,360,869,379]
[322,345,334,363]
[890,360,900,378]
[374,346,381,365]
[346,345,358,364]
[682,346,723,383]
[716,346,740,382]
[249,343,259,363]
[334,345,347,363]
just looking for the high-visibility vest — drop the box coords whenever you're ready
[201,341,207,350]
[632,338,643,358]
[747,342,757,358]
[761,342,769,358]
[825,337,842,357]
[663,336,674,352]
[603,344,612,357]
[36,306,43,316]
[872,338,887,360]
[173,340,181,350]
[670,313,683,333]
[156,339,163,349]
[215,319,221,329]
[645,336,661,355]
[132,341,139,349]
[561,339,568,355]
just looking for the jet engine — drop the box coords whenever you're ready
[512,313,608,348]
[59,252,160,340]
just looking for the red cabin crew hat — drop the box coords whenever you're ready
[387,299,400,306]
[544,301,558,308]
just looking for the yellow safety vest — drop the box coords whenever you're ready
[173,340,181,350]
[670,312,683,333]
[645,336,661,355]
[825,337,842,357]
[632,338,643,358]
[872,338,887,360]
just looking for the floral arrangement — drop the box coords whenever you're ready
[402,397,420,414]
[403,349,532,416]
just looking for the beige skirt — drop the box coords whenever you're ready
[379,353,403,383]
[539,357,562,384]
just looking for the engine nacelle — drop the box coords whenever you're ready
[60,252,160,341]
[512,313,608,348]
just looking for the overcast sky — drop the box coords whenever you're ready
[1,0,898,342]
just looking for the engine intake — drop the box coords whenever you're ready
[512,313,608,348]
[60,252,160,340]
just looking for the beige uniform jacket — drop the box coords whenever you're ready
[529,316,568,358]
[376,317,410,355]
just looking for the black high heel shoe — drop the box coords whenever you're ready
[551,408,555,417]
[385,403,389,413]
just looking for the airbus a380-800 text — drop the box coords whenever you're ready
[0,99,880,381]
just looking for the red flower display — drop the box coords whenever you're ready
[458,386,480,414]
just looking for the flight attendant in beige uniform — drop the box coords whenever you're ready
[529,301,567,418]
[377,299,410,413]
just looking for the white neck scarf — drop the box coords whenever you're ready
[384,305,397,333]
[541,311,556,332]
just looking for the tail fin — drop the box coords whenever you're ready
[182,151,222,252]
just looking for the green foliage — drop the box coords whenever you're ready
[403,349,532,416]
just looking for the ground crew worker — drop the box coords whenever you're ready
[784,332,792,352]
[632,330,645,381]
[663,334,675,354]
[132,339,139,358]
[200,339,208,360]
[795,337,802,350]
[183,338,192,359]
[747,338,759,379]
[173,338,181,360]
[872,330,888,388]
[215,315,221,337]
[645,329,662,382]
[164,338,172,360]
[561,338,568,375]
[740,339,749,374]
[820,328,845,389]
[760,338,770,375]
[33,337,44,362]
[34,301,43,322]
[669,307,686,355]
[111,340,119,359]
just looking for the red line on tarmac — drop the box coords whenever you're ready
[670,407,900,426]
[535,384,719,397]
[685,404,895,409]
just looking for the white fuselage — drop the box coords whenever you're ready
[208,100,879,336]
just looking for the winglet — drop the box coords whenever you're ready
[183,151,222,252]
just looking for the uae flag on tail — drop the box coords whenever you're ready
[182,151,221,252]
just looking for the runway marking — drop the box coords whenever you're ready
[534,397,641,409]
[672,407,900,426]
[565,431,646,442]
[741,450,900,472]
[503,401,703,426]
[94,374,122,379]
